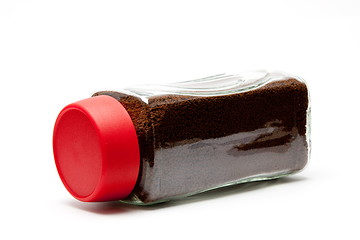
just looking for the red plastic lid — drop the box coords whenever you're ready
[53,95,140,202]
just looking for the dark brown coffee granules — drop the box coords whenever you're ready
[93,77,309,204]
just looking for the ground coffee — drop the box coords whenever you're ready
[92,72,309,204]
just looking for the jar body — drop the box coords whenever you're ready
[94,71,310,204]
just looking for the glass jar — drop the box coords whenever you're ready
[53,70,310,205]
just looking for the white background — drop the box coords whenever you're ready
[0,1,359,239]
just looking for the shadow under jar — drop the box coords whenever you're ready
[53,71,310,205]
